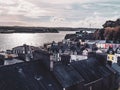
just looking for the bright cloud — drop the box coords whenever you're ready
[0,0,17,5]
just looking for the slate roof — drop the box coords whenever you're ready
[0,61,62,90]
[71,58,113,84]
[0,51,116,90]
[53,62,84,88]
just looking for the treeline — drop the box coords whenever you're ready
[0,26,59,33]
[93,18,120,43]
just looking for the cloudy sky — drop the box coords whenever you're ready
[0,0,120,28]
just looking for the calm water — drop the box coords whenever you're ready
[0,31,75,50]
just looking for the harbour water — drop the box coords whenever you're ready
[0,31,75,50]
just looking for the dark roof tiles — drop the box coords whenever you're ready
[53,62,84,88]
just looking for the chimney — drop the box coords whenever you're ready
[50,55,54,71]
[63,88,66,90]
[61,54,70,65]
[23,44,28,54]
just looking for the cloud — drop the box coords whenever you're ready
[50,16,65,23]
[0,0,50,18]
[0,10,2,15]
[41,0,107,4]
[0,15,28,26]
[0,0,17,5]
[72,15,119,28]
[0,0,120,27]
[0,22,27,26]
[81,4,91,9]
[23,15,118,28]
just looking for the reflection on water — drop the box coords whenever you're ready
[0,31,75,50]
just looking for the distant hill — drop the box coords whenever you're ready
[0,26,58,33]
[0,26,98,33]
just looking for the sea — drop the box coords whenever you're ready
[0,31,76,50]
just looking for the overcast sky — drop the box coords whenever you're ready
[0,0,120,28]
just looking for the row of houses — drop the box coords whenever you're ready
[85,40,120,49]
[0,43,119,90]
[33,50,118,90]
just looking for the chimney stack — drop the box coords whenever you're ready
[50,55,54,71]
